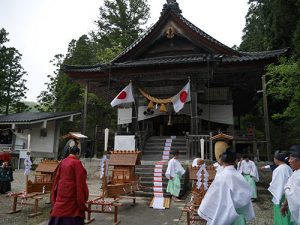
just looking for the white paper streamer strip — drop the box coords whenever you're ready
[153,197,165,209]
[152,137,174,210]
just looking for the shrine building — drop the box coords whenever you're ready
[64,0,288,160]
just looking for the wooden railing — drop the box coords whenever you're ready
[186,134,212,160]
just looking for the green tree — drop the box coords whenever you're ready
[240,0,300,51]
[91,0,150,61]
[0,28,28,114]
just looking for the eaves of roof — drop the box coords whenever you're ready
[0,112,81,124]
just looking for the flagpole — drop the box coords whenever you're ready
[131,80,141,151]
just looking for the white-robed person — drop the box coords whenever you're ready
[165,149,185,201]
[198,148,255,225]
[213,158,224,175]
[281,145,300,225]
[238,155,259,199]
[268,150,293,225]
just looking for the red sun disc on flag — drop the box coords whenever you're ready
[117,91,127,99]
[180,91,188,103]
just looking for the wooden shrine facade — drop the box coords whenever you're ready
[64,1,288,155]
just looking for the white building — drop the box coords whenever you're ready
[0,112,81,158]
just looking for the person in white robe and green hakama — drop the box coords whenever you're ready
[238,155,259,199]
[268,150,293,225]
[165,149,185,201]
[198,148,255,225]
[281,145,300,225]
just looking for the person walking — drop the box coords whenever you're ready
[268,150,293,225]
[281,145,300,225]
[165,149,185,202]
[48,146,89,225]
[238,155,259,199]
[198,148,255,225]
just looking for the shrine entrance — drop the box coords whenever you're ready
[151,114,190,136]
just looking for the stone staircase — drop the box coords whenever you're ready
[136,136,189,197]
[142,136,188,161]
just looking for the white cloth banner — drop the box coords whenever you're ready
[24,155,32,176]
[154,182,162,187]
[162,156,169,160]
[164,147,171,151]
[154,173,162,177]
[153,187,163,192]
[154,192,163,197]
[152,197,165,209]
[100,155,109,178]
[154,168,162,173]
[154,177,162,181]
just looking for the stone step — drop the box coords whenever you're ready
[142,150,187,155]
[143,145,186,151]
[145,138,186,143]
[148,136,185,141]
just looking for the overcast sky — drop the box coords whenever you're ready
[0,0,249,102]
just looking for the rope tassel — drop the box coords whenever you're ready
[147,101,154,109]
[159,104,167,112]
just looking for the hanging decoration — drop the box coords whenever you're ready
[138,88,172,113]
[196,163,209,190]
[159,103,167,112]
[147,101,154,109]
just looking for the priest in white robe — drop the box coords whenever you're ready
[198,148,255,225]
[282,145,300,225]
[238,155,259,199]
[268,151,293,225]
[213,159,224,175]
[165,149,185,201]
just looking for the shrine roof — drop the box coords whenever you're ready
[64,48,288,73]
[64,0,289,77]
[0,112,81,124]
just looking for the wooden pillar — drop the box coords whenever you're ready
[209,132,213,160]
[232,140,236,152]
[190,90,198,135]
[82,81,89,134]
[253,141,258,160]
[131,84,139,149]
[262,75,272,161]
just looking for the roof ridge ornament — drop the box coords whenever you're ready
[161,0,182,16]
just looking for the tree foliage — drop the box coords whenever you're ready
[240,0,300,51]
[91,0,150,62]
[0,28,28,114]
[240,0,300,147]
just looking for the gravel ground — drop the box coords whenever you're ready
[0,161,274,225]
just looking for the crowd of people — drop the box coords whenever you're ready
[1,142,300,225]
[196,145,300,225]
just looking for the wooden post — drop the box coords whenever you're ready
[83,81,89,134]
[209,132,213,161]
[262,75,272,161]
[190,90,198,135]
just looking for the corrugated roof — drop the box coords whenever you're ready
[0,112,81,123]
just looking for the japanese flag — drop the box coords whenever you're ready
[110,83,135,107]
[172,81,191,112]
